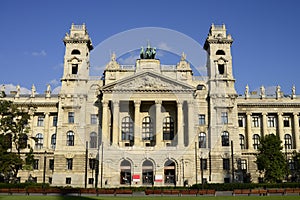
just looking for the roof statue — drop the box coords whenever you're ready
[140,41,156,59]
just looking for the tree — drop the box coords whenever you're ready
[0,99,34,182]
[255,134,288,183]
[290,151,300,182]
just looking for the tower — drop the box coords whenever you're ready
[53,24,93,187]
[204,24,239,183]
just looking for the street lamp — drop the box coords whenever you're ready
[43,151,47,185]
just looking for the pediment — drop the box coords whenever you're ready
[101,71,195,92]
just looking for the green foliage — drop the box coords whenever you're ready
[255,134,288,183]
[0,99,33,182]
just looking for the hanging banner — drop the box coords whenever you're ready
[155,174,163,182]
[132,174,140,182]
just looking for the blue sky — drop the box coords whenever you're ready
[1,0,300,95]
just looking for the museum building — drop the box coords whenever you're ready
[3,23,300,187]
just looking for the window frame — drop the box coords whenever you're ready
[253,134,260,150]
[90,114,97,125]
[66,158,73,170]
[223,158,230,170]
[67,131,75,146]
[142,116,154,141]
[239,134,245,149]
[198,132,206,148]
[221,112,228,124]
[163,116,175,140]
[221,131,229,146]
[198,114,205,125]
[37,115,44,127]
[68,112,75,124]
[90,132,97,148]
[35,133,43,149]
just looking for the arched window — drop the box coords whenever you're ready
[284,134,293,150]
[142,160,154,185]
[120,160,131,184]
[142,116,154,141]
[221,131,229,146]
[216,50,226,55]
[67,131,75,146]
[90,132,97,148]
[164,160,176,184]
[199,132,206,148]
[253,134,260,150]
[239,134,245,149]
[71,49,81,55]
[163,117,175,140]
[197,84,205,90]
[121,116,134,141]
[35,133,43,149]
[51,134,56,149]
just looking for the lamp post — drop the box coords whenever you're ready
[200,152,204,190]
[43,151,47,185]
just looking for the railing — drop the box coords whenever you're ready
[120,65,135,70]
[161,65,176,70]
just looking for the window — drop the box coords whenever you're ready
[35,133,43,149]
[49,177,52,184]
[51,134,56,149]
[239,134,245,149]
[198,132,206,148]
[283,116,290,127]
[71,49,80,55]
[163,117,175,140]
[68,112,74,124]
[72,64,78,74]
[90,132,97,148]
[284,134,292,150]
[52,115,58,126]
[288,159,295,170]
[37,115,44,126]
[221,112,228,124]
[90,114,97,124]
[66,177,71,184]
[67,131,74,146]
[142,116,154,141]
[88,178,94,185]
[221,131,229,146]
[223,158,230,170]
[198,114,205,125]
[49,159,54,170]
[216,50,225,55]
[89,159,96,170]
[268,116,276,127]
[66,158,73,170]
[253,134,260,150]
[238,115,245,127]
[252,116,260,127]
[121,116,134,141]
[238,159,247,170]
[33,159,39,170]
[218,64,225,75]
[201,159,207,170]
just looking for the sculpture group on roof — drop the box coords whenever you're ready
[140,42,156,59]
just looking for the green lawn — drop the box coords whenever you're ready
[0,196,300,200]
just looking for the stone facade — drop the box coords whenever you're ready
[2,23,300,187]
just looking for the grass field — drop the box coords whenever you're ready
[0,196,300,200]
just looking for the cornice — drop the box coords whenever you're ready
[238,102,300,108]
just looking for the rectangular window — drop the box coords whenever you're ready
[268,116,276,127]
[89,158,96,170]
[239,159,247,170]
[49,159,54,170]
[37,115,44,127]
[90,114,97,124]
[88,178,94,185]
[283,116,290,127]
[201,159,208,170]
[221,112,228,124]
[49,177,52,184]
[66,158,73,170]
[33,159,39,170]
[223,158,230,170]
[198,114,205,125]
[252,116,260,127]
[52,115,58,127]
[238,115,245,127]
[66,177,71,184]
[68,112,74,124]
[71,64,78,75]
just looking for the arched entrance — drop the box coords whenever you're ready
[120,160,131,185]
[142,160,154,185]
[164,159,176,185]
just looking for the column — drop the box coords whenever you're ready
[112,100,120,146]
[246,112,252,150]
[155,100,162,146]
[277,112,284,143]
[293,113,299,149]
[101,100,109,145]
[134,100,141,146]
[177,101,184,148]
[187,100,194,146]
[262,112,268,137]
[44,112,50,149]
